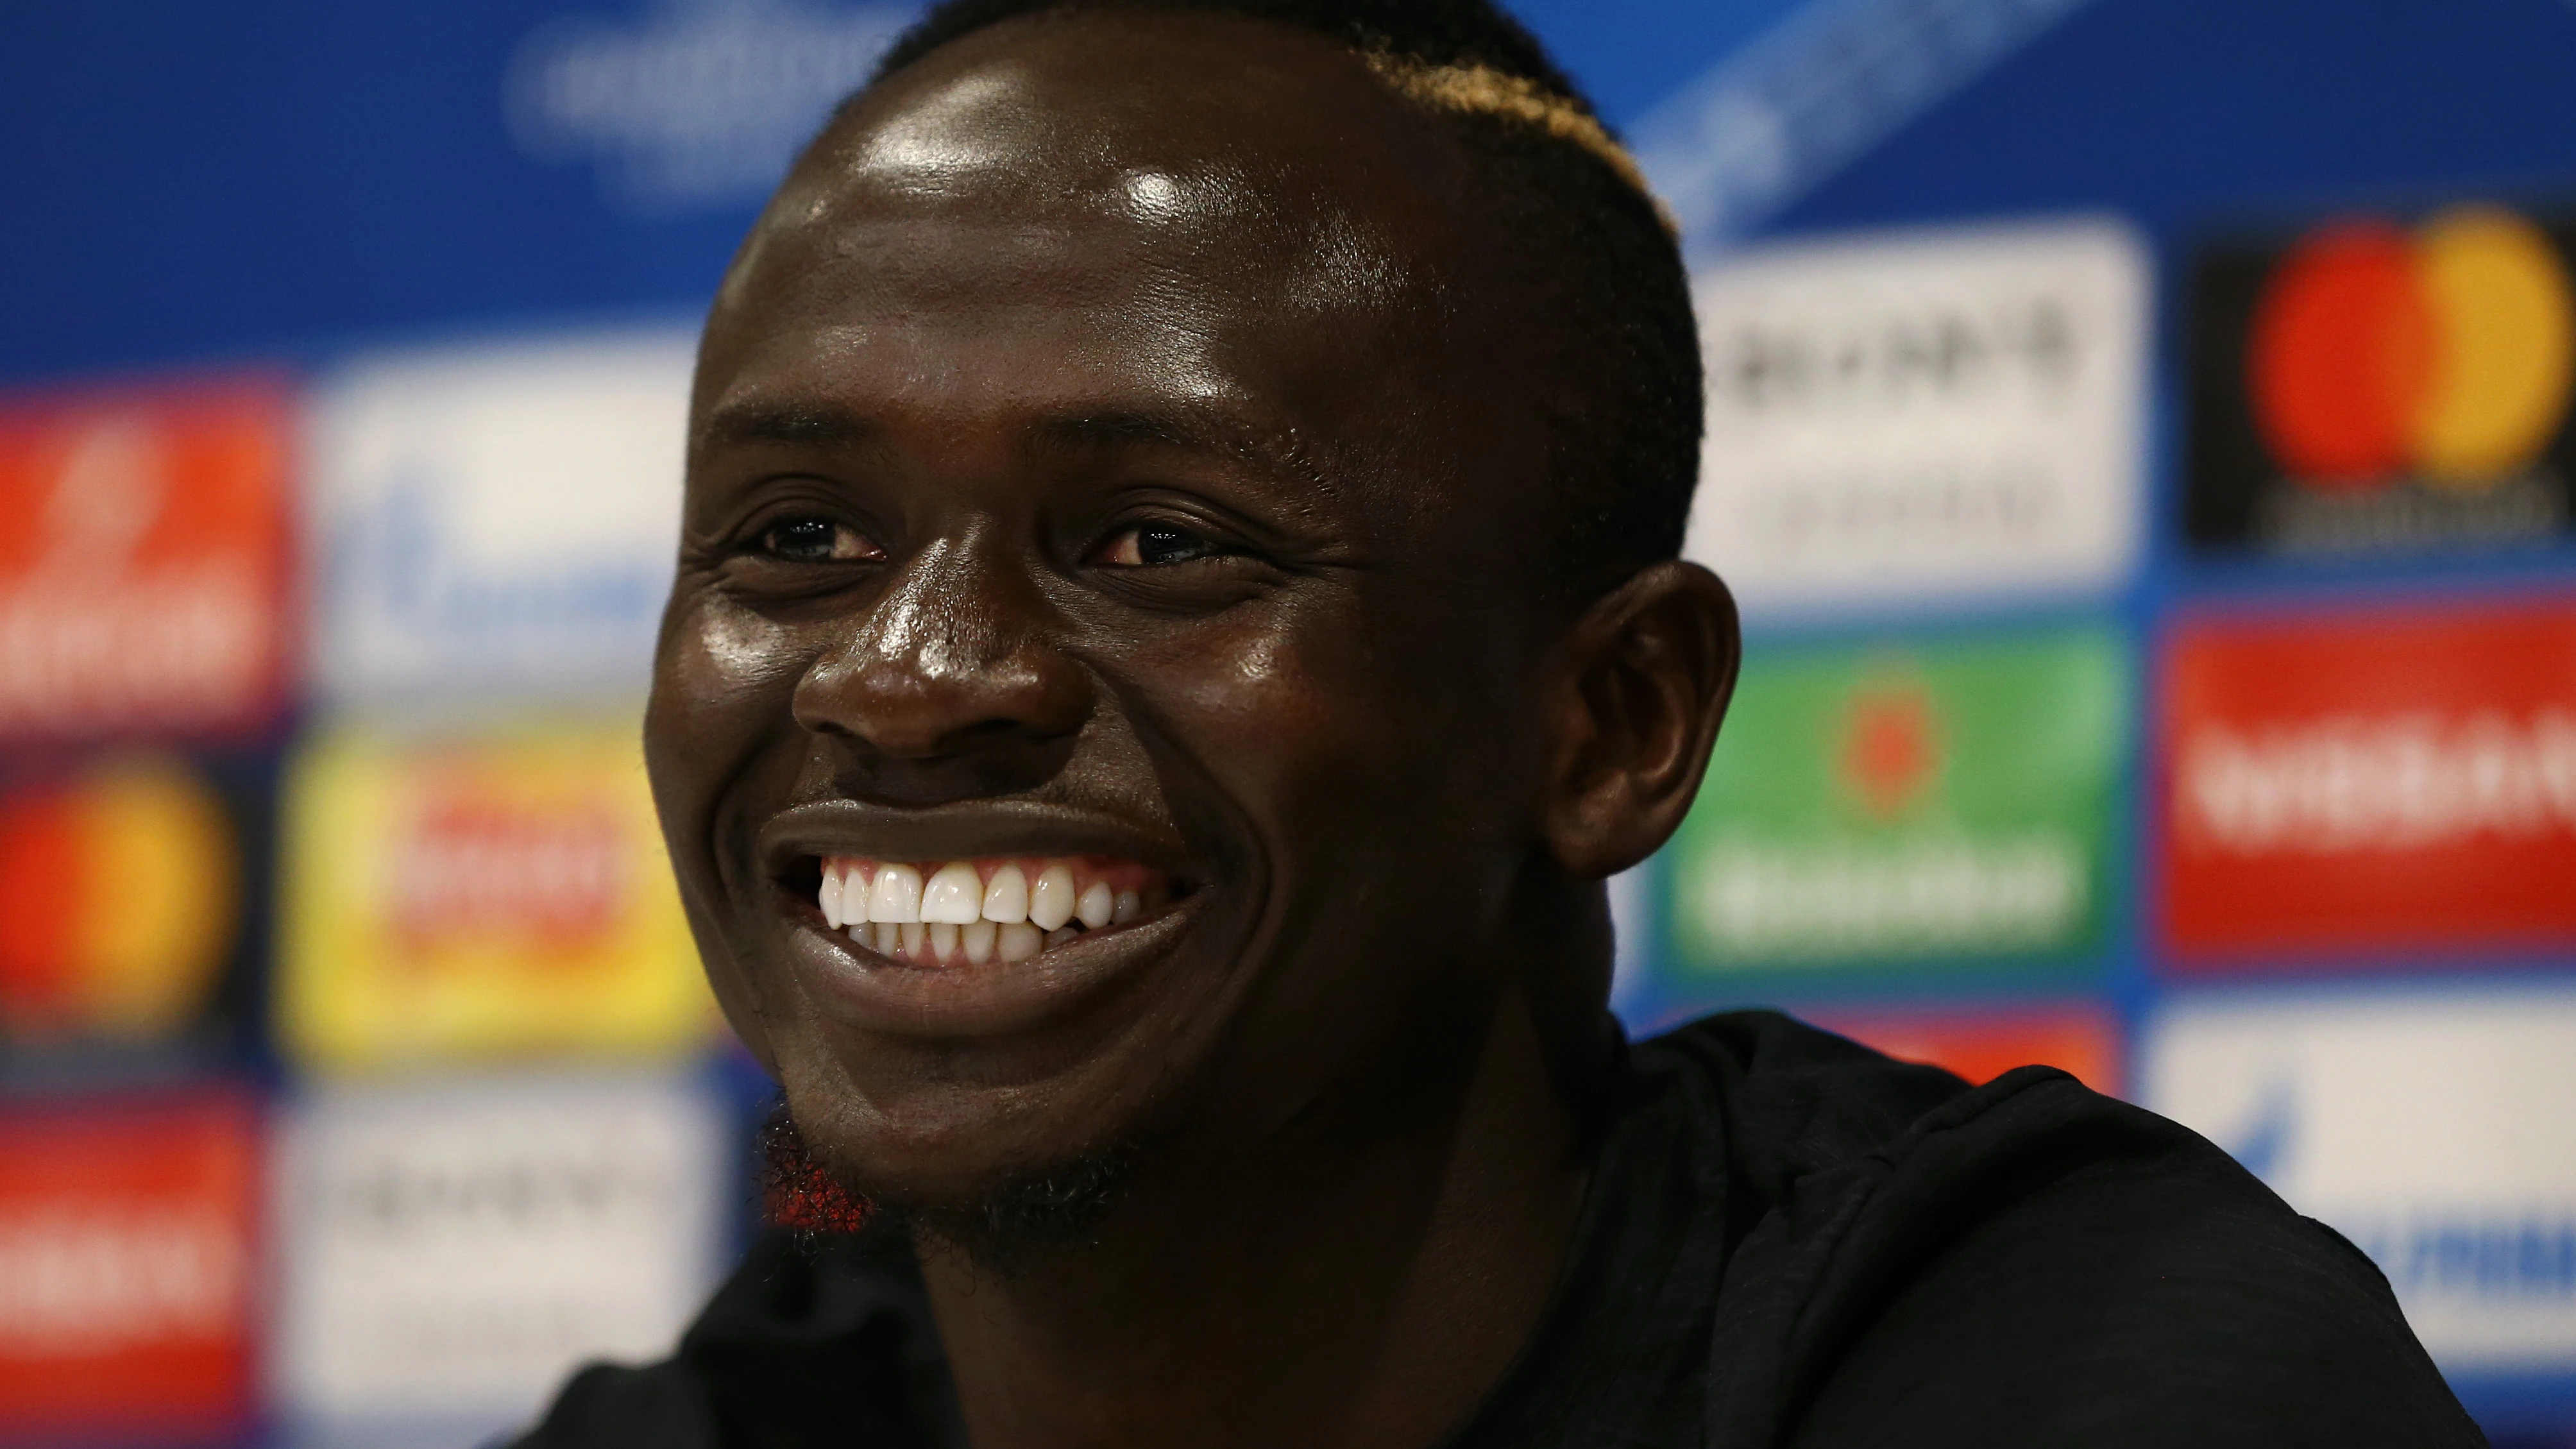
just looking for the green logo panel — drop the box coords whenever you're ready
[1661,625,2126,979]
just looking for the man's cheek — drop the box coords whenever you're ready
[651,600,815,815]
[648,598,818,917]
[1169,619,1437,835]
[668,593,814,706]
[1171,612,1372,743]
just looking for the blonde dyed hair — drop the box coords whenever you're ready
[1361,54,1672,233]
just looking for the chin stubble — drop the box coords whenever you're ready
[758,1099,1137,1274]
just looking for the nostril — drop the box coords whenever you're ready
[805,688,1085,761]
[821,726,1085,810]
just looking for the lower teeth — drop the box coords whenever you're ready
[855,915,1076,965]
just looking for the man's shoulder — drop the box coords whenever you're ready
[1634,1006,2293,1221]
[1637,1009,2483,1446]
[1629,1008,1981,1187]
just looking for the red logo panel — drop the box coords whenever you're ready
[0,1091,261,1443]
[0,379,294,740]
[2161,597,2576,965]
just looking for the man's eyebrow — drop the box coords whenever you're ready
[695,401,1326,486]
[696,402,874,453]
[1036,409,1323,486]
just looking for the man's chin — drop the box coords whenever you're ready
[760,1101,1139,1271]
[896,1146,1139,1273]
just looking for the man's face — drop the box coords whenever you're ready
[647,13,1570,1212]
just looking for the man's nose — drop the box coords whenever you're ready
[791,536,1090,800]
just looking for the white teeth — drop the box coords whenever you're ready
[1028,863,1078,931]
[869,864,923,924]
[921,861,983,924]
[981,864,1029,924]
[1076,879,1114,929]
[825,853,1174,956]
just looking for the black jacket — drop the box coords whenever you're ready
[513,1011,2484,1448]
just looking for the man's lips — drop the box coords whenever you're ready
[757,798,1197,885]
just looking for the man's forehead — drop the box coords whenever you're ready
[856,15,1450,192]
[721,11,1471,316]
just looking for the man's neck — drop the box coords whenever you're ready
[915,969,1610,1449]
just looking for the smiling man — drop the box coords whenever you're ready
[515,3,2480,1446]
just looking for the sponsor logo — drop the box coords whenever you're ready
[0,1210,242,1351]
[0,380,292,738]
[276,1072,722,1437]
[2185,203,2576,555]
[1661,626,2123,974]
[0,1092,259,1440]
[1807,1004,2119,1092]
[1840,674,1944,820]
[0,754,240,1045]
[1684,219,2147,613]
[307,332,693,710]
[2346,1214,2576,1309]
[507,0,912,214]
[2182,711,2576,855]
[1634,0,2092,244]
[389,797,627,949]
[279,723,712,1069]
[2161,598,2576,964]
[2146,988,2576,1369]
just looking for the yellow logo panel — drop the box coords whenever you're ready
[280,722,712,1070]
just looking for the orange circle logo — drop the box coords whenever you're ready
[0,755,237,1042]
[1838,672,1943,821]
[2248,206,2575,492]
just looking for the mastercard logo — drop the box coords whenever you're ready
[0,756,237,1041]
[2248,206,2575,490]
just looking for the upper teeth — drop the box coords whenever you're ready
[817,856,1165,965]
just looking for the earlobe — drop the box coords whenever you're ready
[1542,561,1740,879]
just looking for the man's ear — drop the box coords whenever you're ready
[1542,559,1740,880]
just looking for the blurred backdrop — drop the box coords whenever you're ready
[4,0,2576,1443]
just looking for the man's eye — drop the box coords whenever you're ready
[759,518,882,563]
[1096,523,1224,567]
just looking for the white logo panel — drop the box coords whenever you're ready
[1685,217,2148,613]
[2144,988,2576,1371]
[275,1069,728,1447]
[307,330,695,713]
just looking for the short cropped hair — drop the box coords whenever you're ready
[856,0,1702,601]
